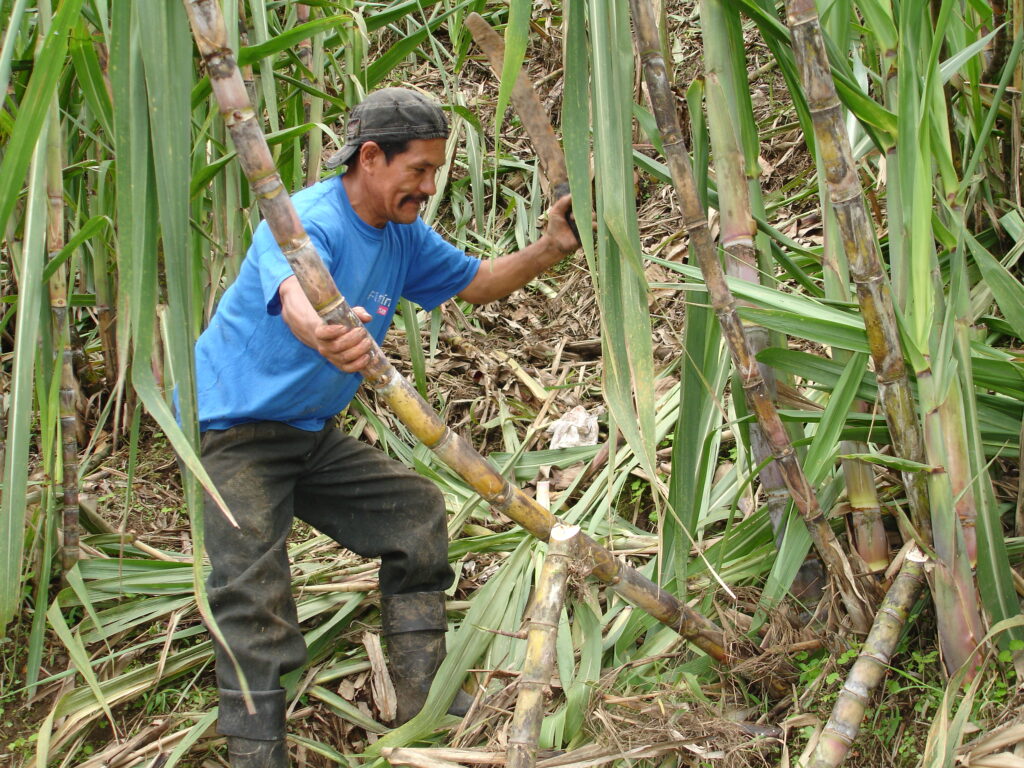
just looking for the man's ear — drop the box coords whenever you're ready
[358,141,382,172]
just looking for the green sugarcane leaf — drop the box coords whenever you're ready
[970,243,1024,342]
[740,306,871,352]
[237,15,349,66]
[0,0,30,102]
[839,452,938,472]
[495,0,530,134]
[162,709,220,768]
[0,121,48,634]
[939,26,1001,84]
[854,0,898,59]
[364,0,475,89]
[365,0,448,31]
[565,596,603,738]
[369,541,531,750]
[47,597,117,728]
[41,215,111,283]
[0,0,84,235]
[668,297,727,585]
[308,685,386,732]
[69,19,114,138]
[588,0,659,493]
[804,353,870,486]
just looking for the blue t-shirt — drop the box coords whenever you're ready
[194,175,480,431]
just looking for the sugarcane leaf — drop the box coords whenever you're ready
[804,353,870,486]
[41,215,111,283]
[289,732,361,767]
[308,685,386,732]
[854,0,897,58]
[970,242,1024,342]
[47,597,116,727]
[839,452,938,473]
[495,0,530,133]
[0,0,30,103]
[69,19,114,138]
[588,0,659,491]
[364,0,448,31]
[564,595,603,737]
[939,26,1001,84]
[162,709,220,768]
[237,15,349,66]
[364,0,475,89]
[563,0,593,264]
[668,297,727,585]
[0,124,48,634]
[741,306,870,352]
[0,0,83,236]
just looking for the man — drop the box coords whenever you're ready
[194,87,580,767]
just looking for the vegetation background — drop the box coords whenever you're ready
[1,0,1023,766]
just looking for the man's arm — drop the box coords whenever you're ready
[279,275,374,373]
[457,195,581,305]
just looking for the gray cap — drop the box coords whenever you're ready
[325,88,449,170]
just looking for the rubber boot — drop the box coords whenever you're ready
[217,688,288,768]
[226,736,288,768]
[381,591,474,724]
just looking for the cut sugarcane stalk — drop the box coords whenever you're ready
[508,524,578,768]
[806,548,928,768]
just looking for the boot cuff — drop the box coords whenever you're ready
[381,591,447,635]
[218,688,287,739]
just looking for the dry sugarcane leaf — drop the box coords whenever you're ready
[963,722,1024,761]
[381,747,468,768]
[363,632,396,724]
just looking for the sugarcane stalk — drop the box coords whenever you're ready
[783,0,931,544]
[629,0,872,632]
[294,3,324,185]
[805,548,927,768]
[706,63,826,598]
[45,90,80,573]
[703,29,826,600]
[782,0,991,680]
[508,524,578,768]
[822,178,888,572]
[181,0,760,680]
[844,435,889,572]
[938,379,977,565]
[919,366,985,677]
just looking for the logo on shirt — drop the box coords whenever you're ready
[367,289,393,316]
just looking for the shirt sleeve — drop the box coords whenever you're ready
[257,221,333,315]
[401,223,480,311]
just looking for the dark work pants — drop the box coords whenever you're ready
[200,421,454,739]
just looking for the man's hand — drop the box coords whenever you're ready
[313,307,374,373]
[279,275,375,373]
[543,194,583,256]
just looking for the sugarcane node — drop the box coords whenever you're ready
[203,52,237,79]
[429,426,456,453]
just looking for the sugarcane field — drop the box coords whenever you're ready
[2,0,1024,766]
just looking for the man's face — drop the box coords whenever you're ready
[362,138,447,226]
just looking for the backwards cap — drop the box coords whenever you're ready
[324,87,449,170]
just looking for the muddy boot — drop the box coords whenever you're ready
[218,689,288,767]
[381,591,474,724]
[226,736,288,768]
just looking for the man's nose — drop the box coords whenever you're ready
[420,174,437,196]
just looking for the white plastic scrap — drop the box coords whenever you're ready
[545,405,600,450]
